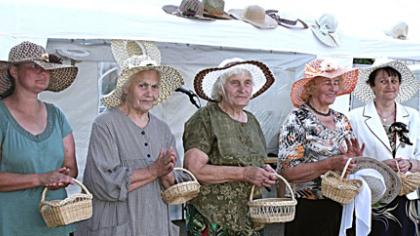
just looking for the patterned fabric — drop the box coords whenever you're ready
[384,124,397,157]
[183,103,266,234]
[278,103,354,199]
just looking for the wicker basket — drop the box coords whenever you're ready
[161,168,200,205]
[321,158,362,204]
[397,161,420,196]
[40,178,93,228]
[248,173,297,224]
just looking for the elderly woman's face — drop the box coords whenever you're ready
[124,70,160,113]
[10,62,50,93]
[310,76,340,106]
[222,74,253,108]
[370,69,400,102]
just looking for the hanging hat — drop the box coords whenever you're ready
[102,55,184,108]
[0,41,78,96]
[311,14,340,47]
[162,0,215,21]
[228,5,277,29]
[290,58,359,107]
[202,0,231,20]
[265,9,308,30]
[353,60,420,103]
[111,39,161,66]
[352,157,401,205]
[194,58,275,102]
[355,168,386,204]
[385,22,408,40]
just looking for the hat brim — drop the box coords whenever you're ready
[194,60,275,102]
[353,61,420,103]
[265,10,308,30]
[311,26,339,47]
[290,67,358,107]
[0,60,78,96]
[111,39,162,66]
[102,65,184,108]
[203,10,232,20]
[228,9,278,29]
[352,157,401,205]
[162,5,215,21]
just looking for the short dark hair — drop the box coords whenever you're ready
[367,66,401,86]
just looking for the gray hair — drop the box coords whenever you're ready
[210,67,253,102]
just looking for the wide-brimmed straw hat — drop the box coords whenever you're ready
[202,0,231,20]
[311,14,340,47]
[352,157,401,205]
[0,41,78,96]
[111,39,161,66]
[354,168,386,204]
[353,60,420,103]
[194,58,275,102]
[228,5,277,29]
[162,0,215,21]
[102,55,184,108]
[265,9,308,30]
[290,58,359,107]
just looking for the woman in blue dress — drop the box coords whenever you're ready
[0,41,79,236]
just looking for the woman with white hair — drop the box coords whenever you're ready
[183,58,276,235]
[76,54,184,236]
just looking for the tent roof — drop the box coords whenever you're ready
[1,0,420,59]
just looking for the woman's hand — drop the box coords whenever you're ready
[384,158,411,173]
[149,148,176,178]
[243,166,276,187]
[38,167,74,190]
[343,138,365,157]
[329,156,355,176]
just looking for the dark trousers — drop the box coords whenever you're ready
[285,198,343,236]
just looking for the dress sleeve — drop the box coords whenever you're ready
[183,111,213,154]
[83,121,131,202]
[277,112,307,172]
[53,105,72,138]
[411,111,420,160]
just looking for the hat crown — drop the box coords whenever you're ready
[121,55,158,71]
[389,22,408,39]
[8,41,48,63]
[243,5,266,24]
[203,0,225,15]
[179,0,204,16]
[317,14,337,32]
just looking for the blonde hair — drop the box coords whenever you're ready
[210,67,253,102]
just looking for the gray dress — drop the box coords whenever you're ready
[76,108,179,236]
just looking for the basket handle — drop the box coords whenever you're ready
[249,173,296,202]
[173,167,198,183]
[340,158,353,180]
[40,178,91,203]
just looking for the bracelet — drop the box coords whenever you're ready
[408,160,413,171]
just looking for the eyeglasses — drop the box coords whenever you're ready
[16,62,47,74]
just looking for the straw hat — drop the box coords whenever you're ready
[203,0,231,20]
[385,22,408,40]
[354,168,386,204]
[353,60,420,103]
[102,55,184,108]
[194,58,275,102]
[290,58,359,107]
[352,157,401,205]
[228,5,277,29]
[265,10,308,30]
[0,41,78,96]
[311,14,340,47]
[162,0,215,21]
[111,39,161,66]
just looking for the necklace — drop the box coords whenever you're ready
[307,102,331,116]
[378,113,394,123]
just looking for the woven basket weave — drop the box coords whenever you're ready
[397,161,420,196]
[40,178,93,228]
[248,173,297,224]
[321,158,362,204]
[161,168,200,205]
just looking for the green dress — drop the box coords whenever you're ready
[0,100,75,236]
[183,103,267,235]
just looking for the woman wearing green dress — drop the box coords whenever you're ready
[183,58,277,235]
[0,41,79,236]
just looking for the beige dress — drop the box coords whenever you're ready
[76,108,179,236]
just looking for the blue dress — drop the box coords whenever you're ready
[0,100,75,236]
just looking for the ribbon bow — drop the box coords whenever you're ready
[390,122,413,145]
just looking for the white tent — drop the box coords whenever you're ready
[1,0,420,219]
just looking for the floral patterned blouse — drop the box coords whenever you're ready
[277,104,354,199]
